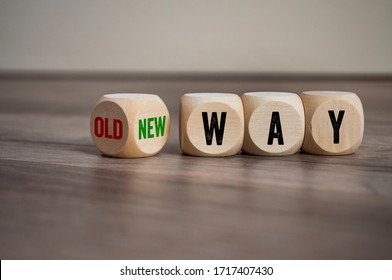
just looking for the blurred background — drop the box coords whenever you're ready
[1,0,391,75]
[1,0,392,260]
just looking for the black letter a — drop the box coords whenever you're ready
[202,112,227,145]
[328,110,345,144]
[267,111,284,145]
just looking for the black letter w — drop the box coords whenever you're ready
[202,112,227,145]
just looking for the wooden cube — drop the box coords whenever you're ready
[300,91,364,155]
[180,93,244,156]
[90,93,170,158]
[242,92,305,156]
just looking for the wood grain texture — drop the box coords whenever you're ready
[300,91,364,155]
[242,92,304,156]
[91,94,170,158]
[0,76,392,259]
[180,93,244,156]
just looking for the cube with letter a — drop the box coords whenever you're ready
[90,93,170,158]
[300,91,364,155]
[180,93,244,157]
[242,92,305,156]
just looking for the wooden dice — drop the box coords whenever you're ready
[90,91,364,158]
[90,93,170,158]
[242,92,305,156]
[300,91,364,155]
[180,93,244,156]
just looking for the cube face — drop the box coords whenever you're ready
[180,93,244,156]
[300,91,364,155]
[91,100,129,155]
[242,92,305,156]
[90,93,170,158]
[133,98,170,155]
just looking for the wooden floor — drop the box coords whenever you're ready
[0,75,391,259]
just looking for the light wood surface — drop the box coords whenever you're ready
[242,92,305,156]
[0,75,392,259]
[300,91,364,155]
[180,93,244,157]
[90,94,170,158]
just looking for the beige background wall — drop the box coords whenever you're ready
[0,0,391,74]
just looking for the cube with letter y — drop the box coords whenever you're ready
[300,91,364,155]
[90,93,170,158]
[180,93,244,156]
